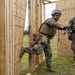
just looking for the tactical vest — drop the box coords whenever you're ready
[39,23,56,39]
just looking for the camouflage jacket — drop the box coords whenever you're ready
[39,17,63,39]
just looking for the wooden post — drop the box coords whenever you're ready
[35,0,41,65]
[35,0,45,65]
[28,0,36,73]
[0,0,14,75]
[40,0,45,61]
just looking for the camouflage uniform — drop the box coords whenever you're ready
[67,17,75,61]
[71,31,75,61]
[25,17,64,68]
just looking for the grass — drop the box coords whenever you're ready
[20,35,75,75]
[20,53,29,75]
[32,56,75,75]
[20,35,29,75]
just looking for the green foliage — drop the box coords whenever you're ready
[23,35,29,47]
[23,30,29,35]
[20,53,29,75]
[20,35,29,75]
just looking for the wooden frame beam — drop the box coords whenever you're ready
[43,0,65,4]
[5,0,14,75]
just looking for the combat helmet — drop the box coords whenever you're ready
[51,9,62,15]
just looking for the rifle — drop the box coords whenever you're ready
[63,26,70,35]
[63,17,75,35]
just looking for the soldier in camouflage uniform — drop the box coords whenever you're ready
[20,9,66,72]
[67,17,75,66]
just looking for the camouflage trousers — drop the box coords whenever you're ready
[71,33,75,61]
[25,39,52,68]
[71,41,75,61]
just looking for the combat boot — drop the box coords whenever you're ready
[47,68,58,73]
[19,47,25,58]
[72,61,75,66]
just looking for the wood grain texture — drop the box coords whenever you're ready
[56,0,75,56]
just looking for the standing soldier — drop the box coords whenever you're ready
[20,9,66,72]
[66,17,75,66]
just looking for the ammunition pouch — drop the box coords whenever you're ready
[33,34,39,41]
[31,34,40,46]
[39,23,56,37]
[31,33,48,45]
[40,34,48,45]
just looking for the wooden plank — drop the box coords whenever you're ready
[39,0,45,61]
[35,0,42,65]
[0,37,5,75]
[35,0,40,65]
[21,10,25,19]
[21,20,25,27]
[14,26,20,45]
[0,0,5,75]
[28,0,36,73]
[14,16,17,25]
[14,26,24,45]
[14,67,20,75]
[14,0,16,4]
[18,0,22,7]
[14,4,17,16]
[43,1,45,21]
[0,0,5,37]
[17,6,21,18]
[14,45,21,65]
[14,61,21,74]
[5,0,14,75]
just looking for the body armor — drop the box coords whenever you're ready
[39,23,56,39]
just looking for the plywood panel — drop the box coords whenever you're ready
[14,4,17,16]
[14,26,24,45]
[14,0,16,3]
[14,45,21,65]
[0,0,27,75]
[56,0,75,56]
[14,0,27,75]
[14,16,17,25]
[14,61,21,74]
